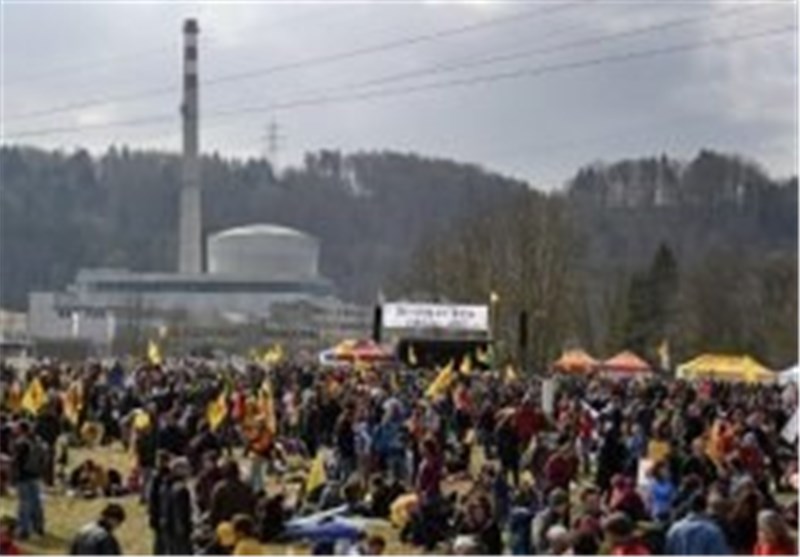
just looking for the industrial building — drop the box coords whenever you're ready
[25,20,371,357]
[26,223,370,354]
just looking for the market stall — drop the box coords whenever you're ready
[552,348,599,375]
[598,350,653,378]
[676,354,774,383]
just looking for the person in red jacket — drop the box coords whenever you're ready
[514,396,545,448]
[753,510,796,555]
[544,442,579,493]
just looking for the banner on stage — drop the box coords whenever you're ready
[382,303,489,331]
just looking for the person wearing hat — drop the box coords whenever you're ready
[532,488,569,554]
[69,503,126,555]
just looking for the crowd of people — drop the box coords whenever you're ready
[0,354,797,555]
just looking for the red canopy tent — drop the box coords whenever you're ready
[552,349,599,375]
[600,350,653,377]
[319,339,394,366]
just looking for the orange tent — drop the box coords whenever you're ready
[552,349,599,374]
[600,350,653,376]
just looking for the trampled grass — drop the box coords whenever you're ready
[6,445,415,555]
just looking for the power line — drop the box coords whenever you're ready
[201,3,578,88]
[217,2,760,118]
[331,3,761,92]
[141,4,765,146]
[197,24,799,132]
[4,24,794,142]
[3,2,578,122]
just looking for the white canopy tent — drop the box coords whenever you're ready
[778,365,799,386]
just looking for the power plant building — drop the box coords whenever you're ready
[27,223,368,352]
[207,224,320,280]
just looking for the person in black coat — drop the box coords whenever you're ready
[166,459,193,555]
[595,423,627,494]
[157,411,187,457]
[148,451,172,555]
[681,437,718,487]
[495,415,520,487]
[34,408,60,487]
[209,460,255,527]
[135,416,158,503]
[69,504,126,555]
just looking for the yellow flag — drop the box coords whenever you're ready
[505,364,519,384]
[22,378,46,415]
[306,450,327,494]
[262,344,285,366]
[408,345,418,367]
[133,408,152,431]
[147,339,162,365]
[62,381,83,425]
[657,339,670,371]
[257,379,277,434]
[460,354,473,375]
[426,360,455,399]
[207,391,228,431]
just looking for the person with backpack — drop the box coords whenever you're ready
[11,420,45,539]
[69,503,126,555]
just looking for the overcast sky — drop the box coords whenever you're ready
[2,0,797,188]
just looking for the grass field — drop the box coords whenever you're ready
[4,445,415,555]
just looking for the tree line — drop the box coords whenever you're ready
[0,146,795,368]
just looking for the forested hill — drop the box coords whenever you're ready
[567,150,797,269]
[1,147,796,337]
[0,146,526,309]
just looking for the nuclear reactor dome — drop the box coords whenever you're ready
[207,224,319,280]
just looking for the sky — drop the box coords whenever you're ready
[1,0,797,189]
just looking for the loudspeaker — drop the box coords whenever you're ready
[518,310,529,350]
[372,306,382,343]
[518,310,529,367]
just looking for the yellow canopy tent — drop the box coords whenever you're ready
[677,354,774,383]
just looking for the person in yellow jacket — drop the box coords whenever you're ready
[231,514,262,555]
[647,420,672,464]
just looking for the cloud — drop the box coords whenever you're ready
[2,1,796,186]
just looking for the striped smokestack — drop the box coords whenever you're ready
[178,18,202,274]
